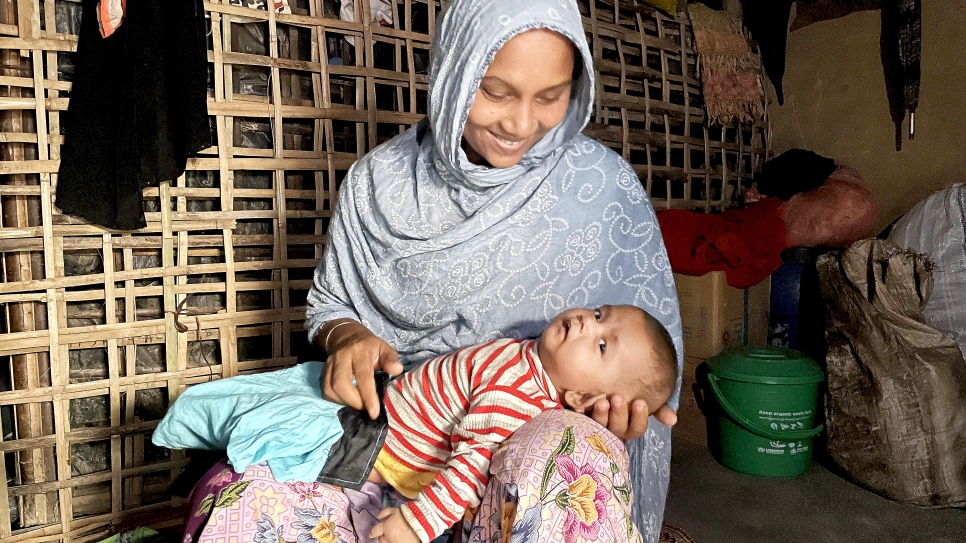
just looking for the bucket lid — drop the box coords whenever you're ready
[705,346,824,385]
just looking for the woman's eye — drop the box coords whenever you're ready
[599,338,606,354]
[594,308,601,321]
[481,88,507,101]
[536,93,564,105]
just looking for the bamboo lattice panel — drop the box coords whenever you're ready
[0,0,437,540]
[0,0,766,541]
[582,0,769,211]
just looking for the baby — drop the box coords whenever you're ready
[322,304,678,543]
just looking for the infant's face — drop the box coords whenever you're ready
[537,305,652,401]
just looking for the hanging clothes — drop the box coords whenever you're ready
[880,0,921,150]
[739,0,794,105]
[95,0,125,37]
[56,0,210,231]
[688,3,765,125]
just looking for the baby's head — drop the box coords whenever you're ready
[536,305,678,416]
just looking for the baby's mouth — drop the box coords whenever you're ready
[562,320,570,338]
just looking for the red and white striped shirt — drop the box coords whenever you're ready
[384,338,561,542]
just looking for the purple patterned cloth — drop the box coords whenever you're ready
[181,411,640,543]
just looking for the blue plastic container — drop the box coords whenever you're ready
[769,248,814,349]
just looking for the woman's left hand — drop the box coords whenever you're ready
[590,394,678,441]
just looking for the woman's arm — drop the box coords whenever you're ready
[317,318,403,420]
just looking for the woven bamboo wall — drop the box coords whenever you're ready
[0,0,767,541]
[583,0,769,211]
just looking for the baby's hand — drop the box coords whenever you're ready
[369,507,420,543]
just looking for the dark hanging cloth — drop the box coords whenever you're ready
[739,0,794,105]
[753,148,837,201]
[57,0,211,231]
[880,0,921,151]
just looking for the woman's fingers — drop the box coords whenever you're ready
[605,394,629,438]
[590,396,610,428]
[355,355,381,420]
[653,403,678,427]
[590,395,656,440]
[624,399,650,440]
[379,348,403,377]
[330,354,364,411]
[321,358,343,405]
[322,328,401,420]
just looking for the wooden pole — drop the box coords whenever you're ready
[0,0,57,529]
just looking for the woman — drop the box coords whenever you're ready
[307,0,681,540]
[181,1,682,541]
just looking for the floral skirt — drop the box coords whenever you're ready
[182,410,642,543]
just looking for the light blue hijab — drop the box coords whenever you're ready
[305,0,682,539]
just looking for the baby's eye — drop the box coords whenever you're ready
[599,337,606,354]
[594,308,601,321]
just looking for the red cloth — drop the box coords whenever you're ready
[658,198,787,288]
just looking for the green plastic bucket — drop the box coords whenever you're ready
[696,346,825,477]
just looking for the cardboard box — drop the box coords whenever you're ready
[745,274,771,347]
[674,271,770,359]
[675,355,707,446]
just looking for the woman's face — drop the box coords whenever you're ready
[462,29,576,168]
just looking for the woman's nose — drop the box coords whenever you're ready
[500,102,535,137]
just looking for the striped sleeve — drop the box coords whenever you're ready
[400,340,557,542]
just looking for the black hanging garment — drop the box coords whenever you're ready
[739,0,795,105]
[57,0,211,230]
[880,0,921,151]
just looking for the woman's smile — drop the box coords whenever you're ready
[488,129,529,154]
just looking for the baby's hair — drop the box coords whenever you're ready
[636,309,679,408]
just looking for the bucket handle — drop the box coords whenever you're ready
[706,374,824,441]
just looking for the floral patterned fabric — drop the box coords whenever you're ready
[186,461,356,543]
[182,411,640,543]
[466,410,641,543]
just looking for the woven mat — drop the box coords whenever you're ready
[660,523,697,543]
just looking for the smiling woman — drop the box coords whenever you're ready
[305,0,684,540]
[176,0,685,541]
[462,29,576,168]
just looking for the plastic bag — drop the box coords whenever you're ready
[818,238,966,507]
[887,183,966,359]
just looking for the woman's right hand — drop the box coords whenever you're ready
[320,320,404,420]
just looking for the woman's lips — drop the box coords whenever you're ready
[488,130,527,154]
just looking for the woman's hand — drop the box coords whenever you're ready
[320,320,404,420]
[589,394,678,441]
